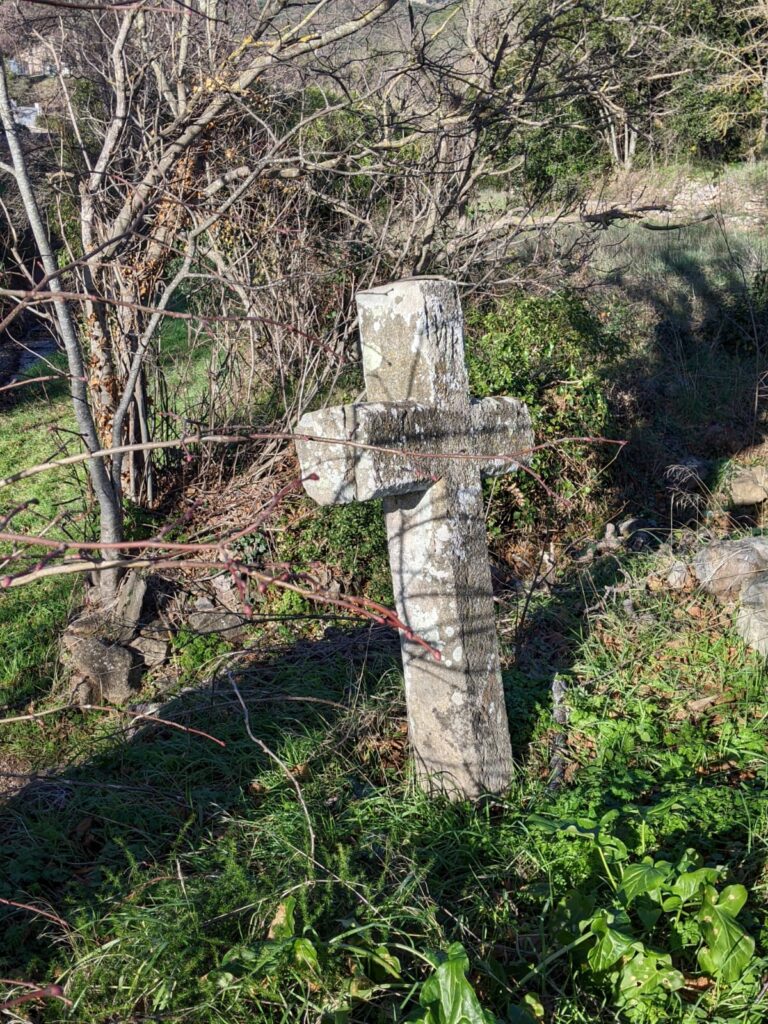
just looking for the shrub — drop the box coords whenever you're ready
[277,499,392,609]
[171,627,232,681]
[466,290,623,536]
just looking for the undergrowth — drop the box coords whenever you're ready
[466,290,629,541]
[2,176,768,1024]
[0,550,765,1023]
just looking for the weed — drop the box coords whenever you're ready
[171,627,233,682]
[277,498,392,608]
[533,815,758,1021]
[466,290,625,537]
[0,551,764,1023]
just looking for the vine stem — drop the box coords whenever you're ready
[597,845,619,890]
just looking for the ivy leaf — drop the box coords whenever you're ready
[618,952,684,1006]
[552,889,595,944]
[697,885,755,984]
[715,884,748,917]
[588,910,642,972]
[635,895,662,931]
[670,867,721,903]
[508,993,542,1024]
[226,939,293,976]
[293,938,319,972]
[595,833,628,864]
[527,815,597,839]
[418,944,496,1023]
[369,945,401,980]
[619,862,667,903]
[675,848,703,874]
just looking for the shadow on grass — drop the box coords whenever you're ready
[0,627,404,976]
[599,219,768,516]
[0,557,763,1024]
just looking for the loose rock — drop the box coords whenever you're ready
[618,517,656,538]
[61,635,142,704]
[187,597,248,639]
[664,456,712,494]
[736,576,768,656]
[692,536,768,601]
[130,632,170,668]
[666,559,690,590]
[724,464,768,508]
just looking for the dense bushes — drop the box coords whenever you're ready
[467,291,626,535]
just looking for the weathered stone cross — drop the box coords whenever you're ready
[294,278,533,798]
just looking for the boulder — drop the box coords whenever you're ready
[724,465,768,508]
[618,516,656,539]
[187,597,248,639]
[692,536,768,601]
[61,635,142,704]
[664,456,712,494]
[736,577,768,656]
[666,559,690,590]
[130,632,170,668]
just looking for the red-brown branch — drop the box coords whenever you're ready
[0,984,71,1012]
[0,898,69,931]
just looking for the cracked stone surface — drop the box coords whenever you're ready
[736,576,768,656]
[689,535,768,657]
[61,635,142,704]
[295,398,530,506]
[724,465,768,508]
[294,277,533,798]
[693,536,768,601]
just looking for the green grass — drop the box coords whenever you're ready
[0,579,75,707]
[3,167,768,1022]
[0,552,765,1022]
[0,359,81,710]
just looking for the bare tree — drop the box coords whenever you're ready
[1,0,639,607]
[0,0,400,602]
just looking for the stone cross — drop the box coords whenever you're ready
[294,278,533,798]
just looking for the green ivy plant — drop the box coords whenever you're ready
[411,944,496,1024]
[465,291,623,534]
[209,900,505,1024]
[533,813,758,1020]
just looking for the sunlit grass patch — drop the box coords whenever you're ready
[0,356,80,709]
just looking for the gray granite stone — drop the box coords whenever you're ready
[693,536,768,602]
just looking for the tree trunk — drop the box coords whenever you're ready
[0,57,124,601]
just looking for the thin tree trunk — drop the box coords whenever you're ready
[0,57,123,600]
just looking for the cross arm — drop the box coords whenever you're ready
[294,397,532,506]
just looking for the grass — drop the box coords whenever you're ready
[0,360,81,710]
[0,549,765,1022]
[2,169,768,1021]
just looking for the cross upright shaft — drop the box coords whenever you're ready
[295,278,533,798]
